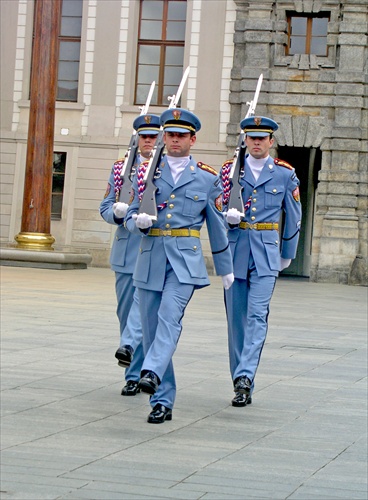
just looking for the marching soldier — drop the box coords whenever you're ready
[125,108,234,423]
[222,116,302,407]
[100,114,160,396]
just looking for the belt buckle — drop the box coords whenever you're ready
[252,223,258,230]
[162,230,171,236]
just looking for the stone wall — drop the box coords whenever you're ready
[229,0,367,285]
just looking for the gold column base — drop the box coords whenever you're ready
[14,232,55,250]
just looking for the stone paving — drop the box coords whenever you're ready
[1,266,367,499]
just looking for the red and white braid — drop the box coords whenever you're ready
[113,159,124,202]
[221,160,232,206]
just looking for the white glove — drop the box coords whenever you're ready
[225,208,243,225]
[113,202,128,218]
[280,258,291,271]
[133,213,153,230]
[221,273,234,290]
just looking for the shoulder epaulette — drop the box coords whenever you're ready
[197,162,218,176]
[274,158,294,170]
[221,159,233,169]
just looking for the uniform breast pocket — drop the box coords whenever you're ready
[264,185,284,209]
[182,190,207,217]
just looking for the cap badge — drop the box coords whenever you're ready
[173,110,181,120]
[254,117,262,126]
[144,116,151,124]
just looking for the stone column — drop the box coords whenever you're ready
[15,0,62,250]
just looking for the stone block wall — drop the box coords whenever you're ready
[229,0,367,285]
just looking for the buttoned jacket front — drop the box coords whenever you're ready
[125,155,233,291]
[224,155,302,279]
[100,160,142,274]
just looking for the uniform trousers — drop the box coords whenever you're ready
[115,272,144,382]
[224,252,276,392]
[137,261,195,409]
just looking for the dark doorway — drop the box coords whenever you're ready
[277,146,321,277]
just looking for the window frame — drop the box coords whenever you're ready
[286,12,330,57]
[135,0,187,106]
[51,152,67,221]
[30,0,83,102]
[56,0,83,102]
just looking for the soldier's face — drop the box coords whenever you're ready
[164,132,196,157]
[245,135,274,159]
[138,134,158,159]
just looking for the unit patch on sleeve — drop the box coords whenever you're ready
[104,183,111,198]
[129,189,135,205]
[292,186,300,202]
[215,194,223,212]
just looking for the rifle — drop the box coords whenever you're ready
[138,66,191,220]
[227,74,263,213]
[118,81,156,203]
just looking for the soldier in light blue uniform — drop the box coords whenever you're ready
[221,116,302,407]
[100,114,160,396]
[125,108,234,423]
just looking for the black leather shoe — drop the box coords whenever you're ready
[138,371,160,395]
[232,392,252,407]
[115,345,133,368]
[234,376,252,395]
[121,380,140,396]
[147,404,172,424]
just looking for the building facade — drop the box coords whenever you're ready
[0,0,367,284]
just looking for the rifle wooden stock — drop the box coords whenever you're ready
[118,134,139,203]
[137,130,165,220]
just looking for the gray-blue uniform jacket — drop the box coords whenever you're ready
[100,161,141,274]
[100,158,144,382]
[223,155,301,277]
[223,155,301,386]
[125,155,233,289]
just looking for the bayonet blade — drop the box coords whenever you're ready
[140,80,156,115]
[169,66,190,109]
[246,73,263,118]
